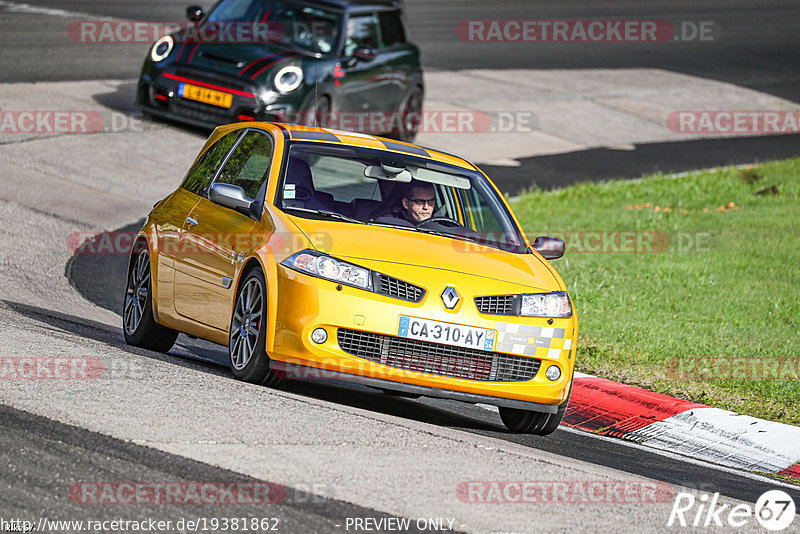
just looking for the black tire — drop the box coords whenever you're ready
[394,86,423,143]
[229,269,281,387]
[123,249,178,353]
[499,373,574,435]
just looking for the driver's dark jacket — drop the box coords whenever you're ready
[374,206,419,226]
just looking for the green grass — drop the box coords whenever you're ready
[511,159,800,425]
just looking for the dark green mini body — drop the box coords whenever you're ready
[137,0,424,140]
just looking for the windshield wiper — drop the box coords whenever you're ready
[413,226,479,243]
[371,220,479,244]
[283,206,365,224]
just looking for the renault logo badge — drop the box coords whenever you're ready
[441,286,460,309]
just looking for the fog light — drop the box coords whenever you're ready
[545,365,561,381]
[311,328,328,344]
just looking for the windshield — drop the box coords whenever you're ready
[276,143,529,254]
[206,0,342,55]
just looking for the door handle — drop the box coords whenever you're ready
[186,216,198,226]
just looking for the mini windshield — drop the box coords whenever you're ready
[276,143,529,254]
[206,0,342,55]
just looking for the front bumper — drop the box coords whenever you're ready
[269,362,560,413]
[137,67,302,129]
[269,264,577,409]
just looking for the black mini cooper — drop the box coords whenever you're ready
[137,0,424,140]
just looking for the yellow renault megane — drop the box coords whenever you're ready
[123,122,577,434]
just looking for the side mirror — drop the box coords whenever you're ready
[532,236,565,260]
[186,6,205,22]
[352,45,377,62]
[209,183,255,215]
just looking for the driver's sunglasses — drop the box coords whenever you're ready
[408,198,436,207]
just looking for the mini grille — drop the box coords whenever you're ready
[475,295,517,315]
[337,329,540,382]
[374,274,425,302]
[174,69,253,93]
[171,101,233,122]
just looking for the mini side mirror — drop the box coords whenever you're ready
[532,236,565,260]
[186,6,205,22]
[352,45,377,62]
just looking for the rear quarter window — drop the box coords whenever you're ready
[378,10,406,47]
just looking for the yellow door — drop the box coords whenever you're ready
[173,129,276,331]
[173,198,256,330]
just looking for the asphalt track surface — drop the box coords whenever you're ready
[3,0,800,531]
[0,404,434,533]
[3,0,800,187]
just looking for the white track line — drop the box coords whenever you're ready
[558,426,800,495]
[0,0,114,20]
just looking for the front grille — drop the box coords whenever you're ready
[337,328,540,382]
[174,68,254,93]
[475,295,517,315]
[171,101,235,123]
[374,274,425,302]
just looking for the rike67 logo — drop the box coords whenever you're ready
[668,490,796,531]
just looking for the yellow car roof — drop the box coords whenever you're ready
[212,121,479,171]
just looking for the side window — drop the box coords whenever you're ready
[458,187,502,233]
[214,130,274,200]
[181,131,241,195]
[378,10,406,47]
[344,14,381,56]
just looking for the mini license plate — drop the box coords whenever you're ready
[398,316,496,352]
[179,83,233,108]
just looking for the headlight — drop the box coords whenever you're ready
[150,35,174,62]
[258,89,279,105]
[281,250,372,290]
[273,65,303,93]
[520,291,572,318]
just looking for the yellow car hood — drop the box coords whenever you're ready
[288,217,558,292]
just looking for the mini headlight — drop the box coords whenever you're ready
[150,35,174,62]
[273,65,303,93]
[258,89,279,105]
[281,250,372,290]
[520,291,572,318]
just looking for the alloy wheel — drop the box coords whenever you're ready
[230,277,264,370]
[124,251,150,335]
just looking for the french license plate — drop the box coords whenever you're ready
[179,83,233,108]
[398,316,496,352]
